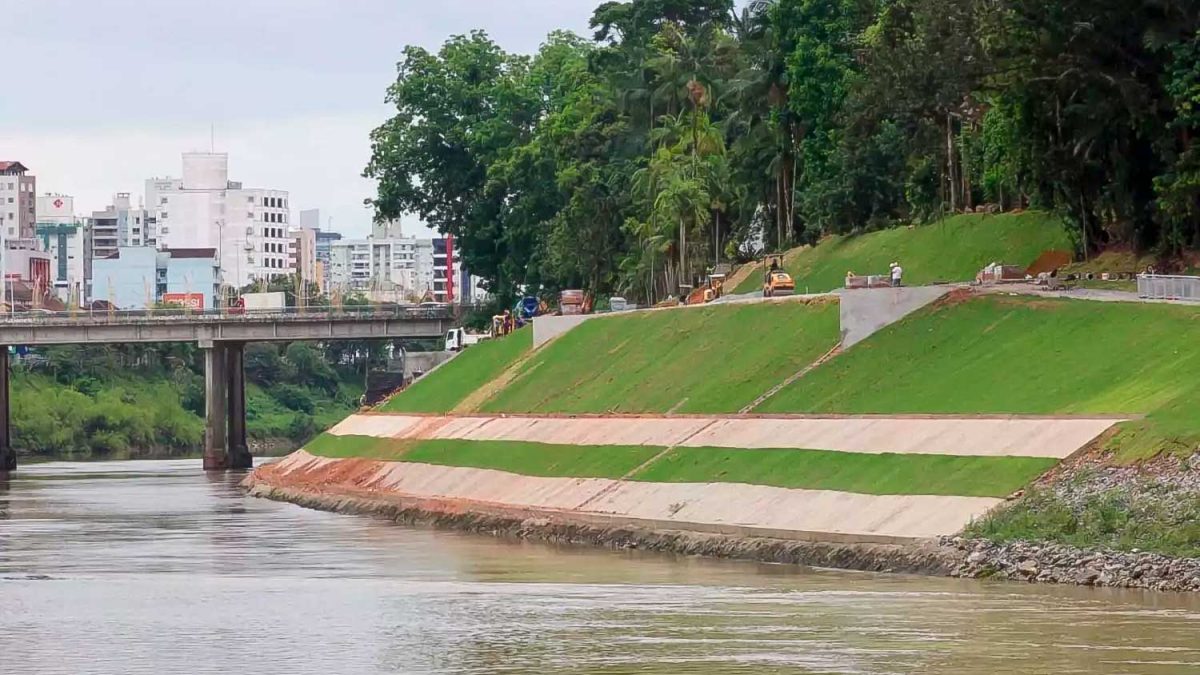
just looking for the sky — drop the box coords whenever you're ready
[0,0,599,238]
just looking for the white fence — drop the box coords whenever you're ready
[1138,274,1200,301]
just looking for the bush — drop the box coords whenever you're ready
[272,384,315,414]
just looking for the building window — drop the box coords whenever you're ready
[247,196,255,204]
[161,212,168,219]
[160,197,168,205]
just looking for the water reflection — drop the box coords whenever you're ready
[0,460,1197,674]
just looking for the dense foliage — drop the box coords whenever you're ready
[11,342,364,459]
[365,0,1200,306]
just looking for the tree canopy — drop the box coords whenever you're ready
[366,0,1200,306]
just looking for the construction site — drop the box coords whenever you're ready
[247,211,1200,591]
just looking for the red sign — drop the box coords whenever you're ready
[163,293,205,310]
[52,198,64,209]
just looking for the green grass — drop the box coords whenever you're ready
[481,300,841,414]
[761,295,1200,462]
[630,447,1055,498]
[304,433,410,459]
[733,212,1072,294]
[379,328,532,413]
[306,435,660,478]
[965,478,1200,558]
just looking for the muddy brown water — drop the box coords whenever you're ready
[1,460,1198,674]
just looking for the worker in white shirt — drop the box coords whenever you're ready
[890,262,903,287]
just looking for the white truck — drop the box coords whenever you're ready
[445,328,488,352]
[240,291,287,312]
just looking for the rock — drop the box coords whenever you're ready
[1077,568,1102,585]
[1016,559,1039,577]
[968,551,988,565]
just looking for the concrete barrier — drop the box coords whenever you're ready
[839,286,952,348]
[532,314,593,348]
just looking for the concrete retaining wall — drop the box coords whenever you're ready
[839,286,952,348]
[331,413,1123,459]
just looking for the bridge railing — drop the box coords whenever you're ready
[0,304,469,325]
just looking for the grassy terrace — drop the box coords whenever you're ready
[733,211,1071,294]
[306,436,659,478]
[634,447,1054,498]
[305,437,1054,498]
[761,295,1200,462]
[379,328,532,413]
[481,300,840,414]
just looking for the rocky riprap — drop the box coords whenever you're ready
[944,451,1200,592]
[943,537,1200,592]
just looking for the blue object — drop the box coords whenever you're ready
[517,297,539,320]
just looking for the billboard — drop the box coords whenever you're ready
[162,293,205,310]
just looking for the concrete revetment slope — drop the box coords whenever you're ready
[251,411,1124,545]
[251,450,1004,543]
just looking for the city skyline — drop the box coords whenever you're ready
[0,0,597,238]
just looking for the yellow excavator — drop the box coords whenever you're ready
[762,254,795,297]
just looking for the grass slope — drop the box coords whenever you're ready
[734,212,1071,294]
[481,300,840,414]
[762,295,1200,462]
[631,447,1056,498]
[379,328,532,413]
[306,436,659,478]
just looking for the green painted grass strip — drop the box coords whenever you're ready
[630,447,1057,498]
[399,439,661,479]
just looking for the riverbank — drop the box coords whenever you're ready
[244,470,961,576]
[245,451,1200,591]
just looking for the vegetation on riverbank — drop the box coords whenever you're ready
[480,300,839,414]
[12,343,364,459]
[732,212,1070,294]
[365,0,1200,310]
[965,465,1200,558]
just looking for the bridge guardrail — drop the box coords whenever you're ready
[1138,274,1200,301]
[0,303,474,325]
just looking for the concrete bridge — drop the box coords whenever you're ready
[0,307,456,473]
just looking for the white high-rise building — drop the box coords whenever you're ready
[35,194,91,303]
[149,152,291,289]
[329,229,466,304]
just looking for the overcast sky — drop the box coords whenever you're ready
[0,0,598,237]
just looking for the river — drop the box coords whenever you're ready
[1,460,1199,674]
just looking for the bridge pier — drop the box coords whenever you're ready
[0,348,14,473]
[225,342,252,470]
[203,342,253,471]
[203,344,229,471]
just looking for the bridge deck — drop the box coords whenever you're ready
[0,308,455,345]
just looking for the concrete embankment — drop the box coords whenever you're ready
[245,455,963,576]
[250,451,1002,542]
